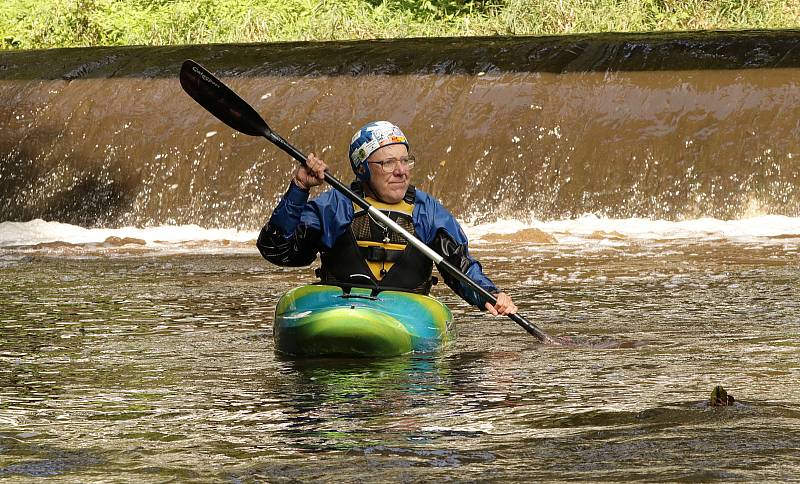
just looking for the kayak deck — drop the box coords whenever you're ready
[274,284,453,357]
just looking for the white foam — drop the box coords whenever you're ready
[2,214,799,253]
[463,214,800,243]
[0,219,257,247]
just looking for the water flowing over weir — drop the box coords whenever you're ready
[1,31,800,229]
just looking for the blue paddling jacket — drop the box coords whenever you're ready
[257,181,499,308]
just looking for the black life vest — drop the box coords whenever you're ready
[318,184,434,294]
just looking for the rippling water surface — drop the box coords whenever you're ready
[1,236,799,481]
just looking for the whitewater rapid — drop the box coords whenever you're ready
[2,215,799,254]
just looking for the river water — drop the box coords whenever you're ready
[2,31,800,481]
[1,220,799,481]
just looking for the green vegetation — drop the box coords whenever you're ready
[2,0,799,49]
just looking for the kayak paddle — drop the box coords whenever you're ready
[179,59,561,345]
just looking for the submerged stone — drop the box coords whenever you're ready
[709,385,736,406]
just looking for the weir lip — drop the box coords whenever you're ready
[2,30,800,80]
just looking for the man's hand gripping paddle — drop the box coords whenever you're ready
[179,59,563,345]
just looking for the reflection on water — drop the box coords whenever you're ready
[1,239,799,481]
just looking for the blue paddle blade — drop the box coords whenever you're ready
[179,59,269,137]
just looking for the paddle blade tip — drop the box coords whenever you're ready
[178,59,270,138]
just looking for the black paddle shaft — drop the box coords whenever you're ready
[179,59,560,345]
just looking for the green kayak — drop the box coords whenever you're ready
[273,284,454,357]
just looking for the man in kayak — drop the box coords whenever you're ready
[257,121,517,316]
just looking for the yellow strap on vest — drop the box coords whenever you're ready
[360,196,414,213]
[357,240,407,251]
[354,196,414,280]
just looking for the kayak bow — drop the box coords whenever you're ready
[274,284,453,357]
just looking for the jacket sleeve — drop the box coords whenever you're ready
[433,228,499,309]
[256,182,322,267]
[413,191,499,308]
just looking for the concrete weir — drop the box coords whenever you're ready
[1,31,800,228]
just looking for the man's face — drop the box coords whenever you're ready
[366,144,412,203]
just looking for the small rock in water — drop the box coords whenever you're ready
[103,236,146,247]
[483,228,557,244]
[33,240,78,249]
[709,385,735,406]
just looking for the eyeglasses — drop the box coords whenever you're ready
[368,155,416,173]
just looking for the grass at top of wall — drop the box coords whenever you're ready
[1,0,799,50]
